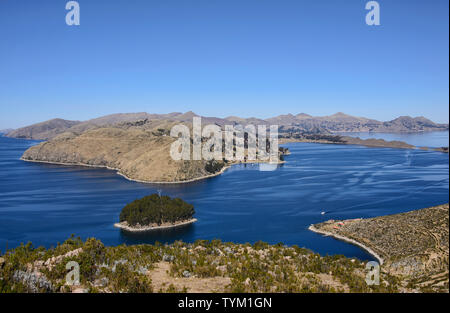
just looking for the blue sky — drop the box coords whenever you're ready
[0,0,448,128]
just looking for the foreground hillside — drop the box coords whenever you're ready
[0,204,448,293]
[0,236,400,293]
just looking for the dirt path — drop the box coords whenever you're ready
[147,262,231,293]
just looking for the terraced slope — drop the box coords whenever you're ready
[310,204,449,292]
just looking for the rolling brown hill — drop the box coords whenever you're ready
[5,118,81,140]
[21,121,215,183]
[6,112,448,140]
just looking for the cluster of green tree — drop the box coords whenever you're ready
[119,194,195,226]
[278,147,289,161]
[204,160,224,174]
[278,147,288,154]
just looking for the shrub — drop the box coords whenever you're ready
[205,160,224,174]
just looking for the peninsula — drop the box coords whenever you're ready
[309,203,449,292]
[19,118,289,183]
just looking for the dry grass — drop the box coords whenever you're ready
[312,204,449,292]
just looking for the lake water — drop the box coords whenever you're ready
[0,133,448,261]
[337,131,449,148]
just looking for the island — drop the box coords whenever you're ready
[114,194,197,232]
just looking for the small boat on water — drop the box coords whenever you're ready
[320,211,326,215]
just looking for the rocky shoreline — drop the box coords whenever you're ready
[308,225,384,265]
[114,218,198,232]
[21,157,233,184]
[20,157,285,184]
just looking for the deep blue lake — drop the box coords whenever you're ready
[0,132,448,261]
[336,131,449,148]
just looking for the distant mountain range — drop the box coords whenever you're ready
[0,128,14,134]
[5,112,449,140]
